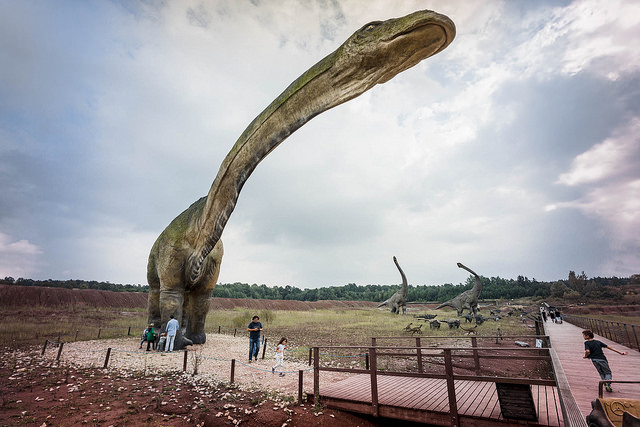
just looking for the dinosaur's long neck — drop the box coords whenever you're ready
[457,262,482,294]
[394,258,408,295]
[187,53,351,283]
[184,10,456,284]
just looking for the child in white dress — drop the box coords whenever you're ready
[272,337,288,377]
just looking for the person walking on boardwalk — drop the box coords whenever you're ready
[271,337,288,377]
[165,314,179,352]
[582,329,627,392]
[247,315,263,362]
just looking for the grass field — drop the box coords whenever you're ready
[1,303,534,349]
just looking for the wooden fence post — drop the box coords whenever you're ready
[218,325,221,334]
[56,342,64,362]
[313,347,320,407]
[230,359,236,384]
[183,350,188,372]
[308,348,313,366]
[365,353,369,370]
[369,346,379,417]
[298,370,304,404]
[103,348,111,369]
[471,337,481,376]
[127,326,131,336]
[261,337,268,360]
[98,328,102,339]
[74,330,79,341]
[41,340,48,355]
[416,337,423,373]
[444,349,459,427]
[234,328,237,337]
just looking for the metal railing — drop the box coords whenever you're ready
[563,315,640,351]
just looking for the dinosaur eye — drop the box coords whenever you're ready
[363,21,382,31]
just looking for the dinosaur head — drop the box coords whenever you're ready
[329,9,455,98]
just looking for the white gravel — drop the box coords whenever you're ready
[49,334,354,398]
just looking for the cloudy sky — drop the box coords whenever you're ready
[1,0,639,288]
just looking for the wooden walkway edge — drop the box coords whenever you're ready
[543,319,640,420]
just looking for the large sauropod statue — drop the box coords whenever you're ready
[147,10,456,349]
[377,256,409,314]
[436,263,483,316]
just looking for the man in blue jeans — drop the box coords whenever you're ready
[247,315,263,362]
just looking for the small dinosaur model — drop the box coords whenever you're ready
[377,256,409,314]
[146,11,456,348]
[435,262,483,317]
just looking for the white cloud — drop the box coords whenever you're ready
[558,117,640,186]
[0,232,43,279]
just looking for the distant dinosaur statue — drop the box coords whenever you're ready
[377,256,409,315]
[435,263,483,316]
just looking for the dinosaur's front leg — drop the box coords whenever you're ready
[184,241,223,345]
[184,281,215,344]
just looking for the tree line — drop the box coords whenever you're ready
[3,272,637,303]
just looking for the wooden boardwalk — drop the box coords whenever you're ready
[316,374,563,426]
[543,319,640,420]
[309,320,640,426]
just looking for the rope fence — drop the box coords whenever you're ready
[38,337,320,404]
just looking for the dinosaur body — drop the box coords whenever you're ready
[436,263,483,317]
[147,11,455,349]
[377,256,409,315]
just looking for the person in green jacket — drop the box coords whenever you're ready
[146,324,156,351]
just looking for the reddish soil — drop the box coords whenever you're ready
[1,346,391,427]
[0,285,379,311]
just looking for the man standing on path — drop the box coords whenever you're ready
[582,329,627,392]
[247,315,263,362]
[165,315,179,352]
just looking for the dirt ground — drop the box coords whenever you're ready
[2,334,427,427]
[1,346,386,427]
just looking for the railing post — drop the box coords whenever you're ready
[616,323,624,346]
[416,337,423,373]
[74,329,79,341]
[471,337,481,376]
[234,328,236,337]
[97,328,101,339]
[230,359,235,384]
[103,348,111,369]
[369,347,379,417]
[298,370,304,404]
[365,353,369,370]
[632,325,639,351]
[41,340,48,355]
[313,347,320,407]
[183,350,188,372]
[56,342,64,362]
[261,337,268,360]
[127,326,131,336]
[308,348,313,366]
[444,349,459,427]
[218,325,221,334]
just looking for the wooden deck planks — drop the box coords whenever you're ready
[544,320,640,420]
[314,319,639,426]
[317,374,564,425]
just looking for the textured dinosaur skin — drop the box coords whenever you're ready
[436,263,483,317]
[147,11,456,349]
[377,256,409,315]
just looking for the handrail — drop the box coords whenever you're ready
[312,343,558,425]
[563,315,640,351]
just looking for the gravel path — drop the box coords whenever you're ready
[53,334,354,398]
